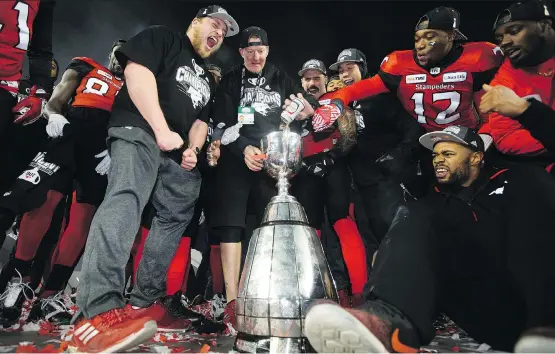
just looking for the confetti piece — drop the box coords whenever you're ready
[200,344,211,353]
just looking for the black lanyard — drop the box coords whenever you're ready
[240,66,263,107]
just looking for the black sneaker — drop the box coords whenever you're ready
[304,299,420,353]
[161,291,203,322]
[515,327,555,353]
[27,292,73,325]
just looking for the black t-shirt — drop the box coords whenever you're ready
[110,25,214,145]
[212,62,312,158]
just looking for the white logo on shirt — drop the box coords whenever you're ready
[240,77,281,116]
[175,59,211,109]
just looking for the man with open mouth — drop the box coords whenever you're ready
[68,5,238,353]
[479,0,555,178]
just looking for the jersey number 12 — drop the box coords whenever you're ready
[411,91,461,125]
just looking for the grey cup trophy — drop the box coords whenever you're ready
[233,128,339,353]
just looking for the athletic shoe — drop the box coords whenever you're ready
[68,307,157,353]
[304,299,420,353]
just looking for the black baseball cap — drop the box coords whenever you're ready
[298,59,327,76]
[329,48,367,71]
[493,0,554,30]
[196,5,239,37]
[415,7,468,41]
[239,26,269,48]
[419,125,485,152]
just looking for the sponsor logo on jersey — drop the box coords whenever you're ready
[443,72,467,83]
[97,69,113,80]
[405,74,427,84]
[430,67,441,75]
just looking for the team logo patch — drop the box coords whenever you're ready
[443,72,467,83]
[247,77,266,86]
[405,74,427,84]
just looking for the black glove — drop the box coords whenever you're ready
[305,154,334,178]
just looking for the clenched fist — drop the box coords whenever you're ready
[181,148,197,171]
[156,130,184,152]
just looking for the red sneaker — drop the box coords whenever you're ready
[68,307,157,353]
[126,302,191,332]
[222,299,236,331]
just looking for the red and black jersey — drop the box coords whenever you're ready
[327,42,503,132]
[479,58,555,156]
[0,0,40,81]
[68,57,123,112]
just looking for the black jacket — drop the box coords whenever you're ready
[416,165,555,330]
[349,92,423,186]
[212,62,317,160]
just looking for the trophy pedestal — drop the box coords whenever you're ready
[233,131,339,353]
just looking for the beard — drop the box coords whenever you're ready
[441,157,472,187]
[510,35,548,68]
[191,27,221,59]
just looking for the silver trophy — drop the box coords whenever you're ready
[234,128,339,353]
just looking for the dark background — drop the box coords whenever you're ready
[49,0,537,80]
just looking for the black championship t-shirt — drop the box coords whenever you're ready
[212,62,314,158]
[110,25,214,145]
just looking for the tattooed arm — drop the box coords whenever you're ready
[336,106,357,153]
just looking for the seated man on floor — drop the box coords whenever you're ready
[304,125,555,353]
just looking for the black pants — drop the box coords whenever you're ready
[367,202,555,351]
[357,179,405,258]
[291,160,352,291]
[211,153,277,242]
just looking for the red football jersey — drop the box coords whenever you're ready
[328,42,503,132]
[479,58,555,156]
[0,0,40,81]
[380,42,503,131]
[70,57,123,112]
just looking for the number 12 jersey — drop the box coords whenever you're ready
[328,42,503,132]
[379,42,503,131]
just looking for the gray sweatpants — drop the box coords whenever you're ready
[75,126,201,320]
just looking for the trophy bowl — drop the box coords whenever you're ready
[261,130,302,180]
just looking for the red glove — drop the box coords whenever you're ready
[12,85,46,125]
[312,103,342,132]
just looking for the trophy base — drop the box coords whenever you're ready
[233,332,316,353]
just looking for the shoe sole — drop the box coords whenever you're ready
[68,320,157,353]
[304,303,388,353]
[515,335,555,353]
